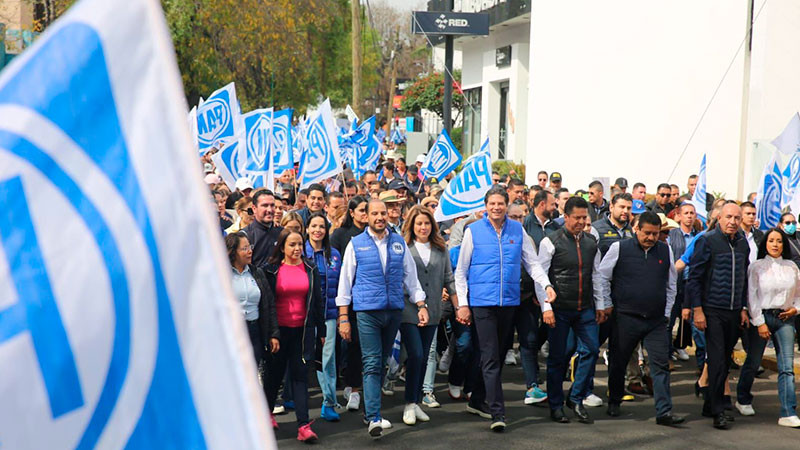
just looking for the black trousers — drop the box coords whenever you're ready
[246,320,270,405]
[471,306,516,418]
[703,307,741,416]
[608,312,673,417]
[266,326,311,426]
[342,305,363,388]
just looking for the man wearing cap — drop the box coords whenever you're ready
[406,166,422,194]
[549,172,563,193]
[632,199,647,216]
[615,178,629,194]
[226,177,254,209]
[379,190,405,234]
[599,211,683,426]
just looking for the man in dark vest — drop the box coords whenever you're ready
[590,193,634,256]
[597,211,683,425]
[455,186,555,432]
[686,202,750,430]
[336,199,429,438]
[243,189,283,270]
[524,189,561,247]
[537,196,603,424]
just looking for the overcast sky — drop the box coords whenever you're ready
[379,0,427,12]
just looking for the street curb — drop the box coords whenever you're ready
[732,349,800,373]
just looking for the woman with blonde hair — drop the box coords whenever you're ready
[281,211,306,236]
[226,197,255,233]
[399,206,458,425]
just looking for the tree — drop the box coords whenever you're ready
[401,70,463,127]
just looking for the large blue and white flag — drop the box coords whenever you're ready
[298,99,343,188]
[422,129,462,180]
[756,155,784,231]
[772,113,800,155]
[196,82,241,152]
[0,0,273,448]
[434,138,492,221]
[241,108,275,190]
[188,105,200,155]
[271,108,293,178]
[690,154,708,220]
[354,116,381,180]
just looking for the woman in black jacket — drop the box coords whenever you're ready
[225,232,279,422]
[263,229,326,442]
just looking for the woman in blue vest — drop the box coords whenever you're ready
[264,229,326,442]
[400,206,458,425]
[304,212,342,422]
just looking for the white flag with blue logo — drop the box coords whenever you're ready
[241,108,274,189]
[690,154,707,220]
[756,154,784,231]
[422,128,462,180]
[211,140,246,191]
[271,108,294,178]
[434,138,492,221]
[196,82,241,152]
[0,0,273,448]
[298,99,343,188]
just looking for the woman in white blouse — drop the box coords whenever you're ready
[736,228,800,427]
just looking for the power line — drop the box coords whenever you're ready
[666,0,768,181]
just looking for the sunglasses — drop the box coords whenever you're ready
[658,193,670,198]
[784,221,797,225]
[246,208,254,215]
[508,214,524,220]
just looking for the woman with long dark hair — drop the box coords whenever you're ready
[305,212,343,421]
[399,206,458,425]
[224,232,279,426]
[736,228,800,427]
[329,195,369,410]
[264,229,326,442]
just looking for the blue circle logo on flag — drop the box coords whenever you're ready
[197,97,231,145]
[304,117,336,179]
[245,113,270,171]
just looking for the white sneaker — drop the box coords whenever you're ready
[778,415,800,427]
[382,379,395,396]
[583,393,604,407]
[347,392,361,411]
[272,404,285,415]
[343,386,352,405]
[368,420,383,438]
[413,403,430,422]
[676,349,690,361]
[504,349,517,366]
[403,404,416,425]
[438,345,453,372]
[735,402,755,416]
[379,418,392,429]
[448,384,463,400]
[602,350,609,366]
[539,341,549,359]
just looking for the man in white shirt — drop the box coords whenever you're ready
[336,199,428,438]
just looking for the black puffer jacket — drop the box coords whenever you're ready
[250,264,280,342]
[264,258,326,361]
[686,228,749,310]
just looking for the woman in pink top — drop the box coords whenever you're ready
[264,229,325,442]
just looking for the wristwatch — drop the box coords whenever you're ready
[417,303,428,310]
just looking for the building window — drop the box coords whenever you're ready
[462,87,482,156]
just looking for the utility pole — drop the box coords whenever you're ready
[351,0,362,117]
[386,28,400,137]
[442,0,454,135]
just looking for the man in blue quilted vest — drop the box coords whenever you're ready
[336,198,428,439]
[454,186,556,432]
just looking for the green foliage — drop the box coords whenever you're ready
[450,126,463,153]
[492,160,526,181]
[400,70,463,124]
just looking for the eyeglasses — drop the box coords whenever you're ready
[538,178,547,182]
[508,214,524,220]
[784,221,797,225]
[492,178,500,183]
[246,208,254,215]
[428,203,439,208]
[658,193,670,198]
[240,245,254,251]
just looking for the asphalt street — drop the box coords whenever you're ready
[274,354,800,449]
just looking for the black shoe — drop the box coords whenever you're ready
[550,408,570,423]
[713,413,731,430]
[466,402,492,420]
[656,414,686,427]
[566,399,593,424]
[490,415,506,432]
[702,409,734,422]
[607,403,621,417]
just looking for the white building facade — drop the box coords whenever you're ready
[427,0,800,199]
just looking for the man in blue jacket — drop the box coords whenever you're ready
[336,199,428,438]
[455,186,556,432]
[686,202,749,430]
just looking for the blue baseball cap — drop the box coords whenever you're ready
[632,199,646,214]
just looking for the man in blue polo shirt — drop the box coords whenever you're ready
[336,199,428,438]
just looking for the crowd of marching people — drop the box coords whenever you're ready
[207,149,800,442]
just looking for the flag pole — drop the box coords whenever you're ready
[340,171,350,203]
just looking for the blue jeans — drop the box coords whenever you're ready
[547,308,599,410]
[423,328,438,393]
[357,310,402,422]
[737,311,797,417]
[400,323,437,403]
[316,319,337,407]
[514,301,542,388]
